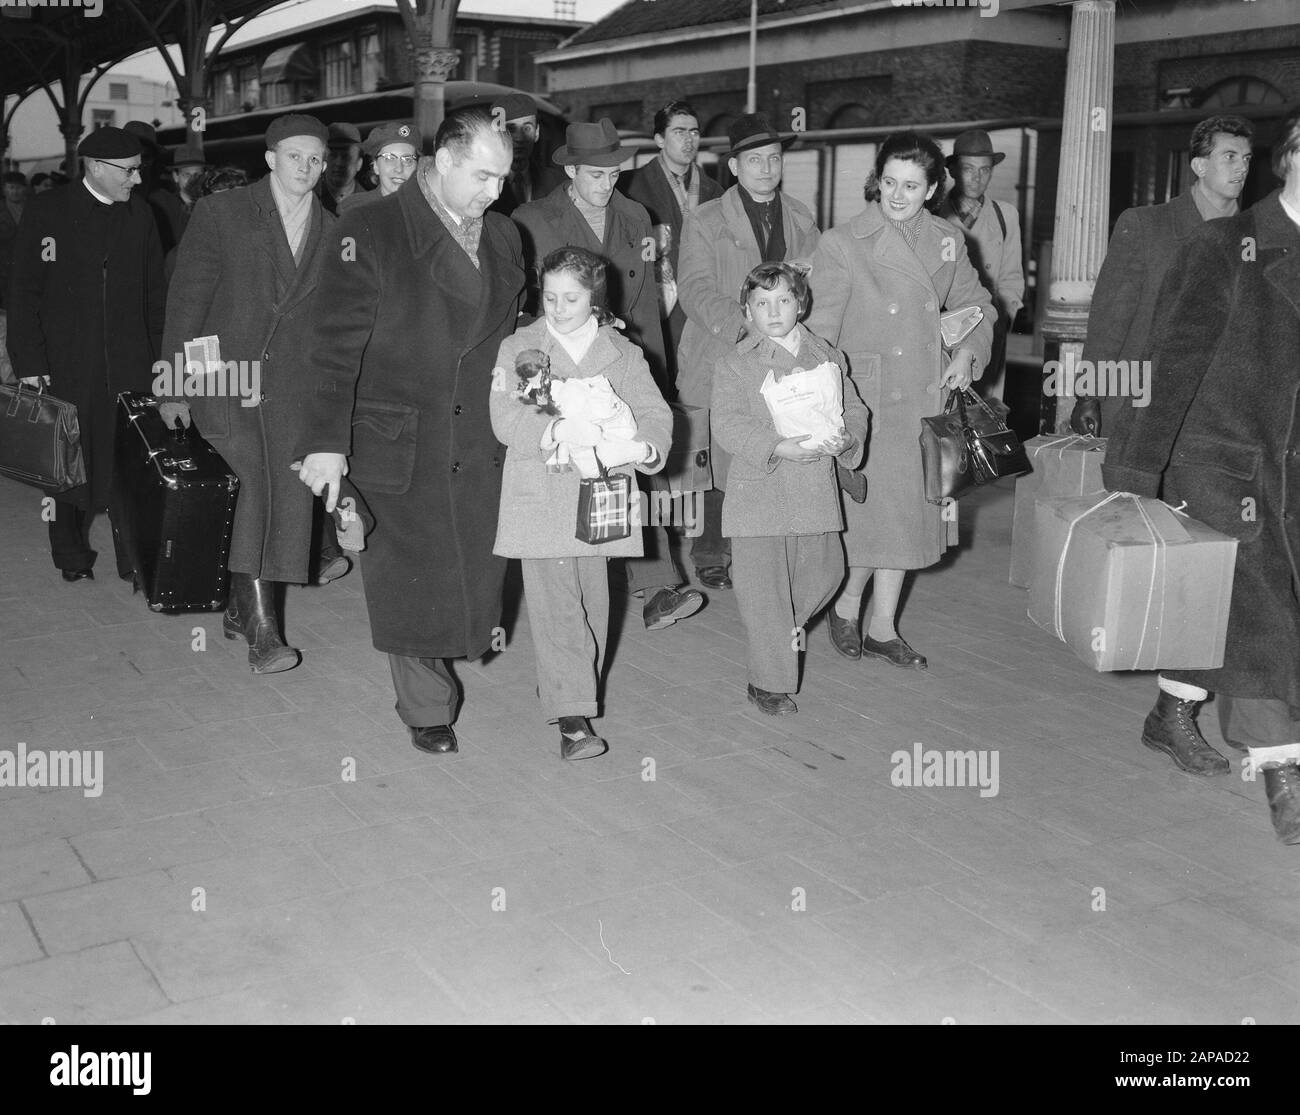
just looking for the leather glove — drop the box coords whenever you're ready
[553,417,602,447]
[157,400,192,430]
[595,438,650,468]
[1069,397,1102,437]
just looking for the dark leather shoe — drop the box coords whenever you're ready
[61,568,93,583]
[643,587,704,630]
[411,724,458,754]
[1140,691,1229,776]
[861,634,927,670]
[826,611,862,659]
[557,716,607,761]
[696,566,732,590]
[747,684,797,715]
[1262,763,1300,844]
[315,554,351,585]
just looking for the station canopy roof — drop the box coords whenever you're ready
[0,1,280,101]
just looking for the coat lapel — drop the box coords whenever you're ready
[722,188,761,255]
[859,206,938,299]
[249,179,297,302]
[398,178,483,336]
[465,216,524,354]
[1255,191,1300,321]
[277,199,328,314]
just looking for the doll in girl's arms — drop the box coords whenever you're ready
[513,348,557,414]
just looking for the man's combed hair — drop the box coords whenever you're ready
[863,130,946,213]
[436,106,513,162]
[654,100,699,138]
[1190,114,1254,161]
[738,261,811,316]
[1271,109,1300,181]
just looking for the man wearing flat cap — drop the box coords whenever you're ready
[318,122,372,216]
[159,113,336,674]
[936,129,1024,402]
[513,119,704,632]
[487,92,565,218]
[675,112,820,591]
[7,127,166,584]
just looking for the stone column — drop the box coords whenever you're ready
[412,34,461,147]
[1040,0,1116,432]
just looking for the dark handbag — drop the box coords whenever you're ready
[919,388,1029,504]
[575,459,633,544]
[0,380,86,493]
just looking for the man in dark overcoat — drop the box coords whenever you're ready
[1103,110,1300,843]
[621,99,723,389]
[513,118,702,632]
[160,113,335,673]
[295,107,524,756]
[6,127,164,582]
[1075,113,1255,778]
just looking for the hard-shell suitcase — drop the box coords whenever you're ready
[111,392,240,613]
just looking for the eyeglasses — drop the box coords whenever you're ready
[95,160,143,178]
[377,153,418,168]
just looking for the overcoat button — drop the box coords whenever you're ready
[892,346,903,356]
[451,462,462,473]
[260,393,267,402]
[888,303,899,314]
[454,405,463,415]
[891,390,902,401]
[925,302,935,311]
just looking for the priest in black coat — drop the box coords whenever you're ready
[6,127,165,582]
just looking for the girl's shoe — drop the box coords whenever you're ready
[861,634,927,670]
[556,716,608,761]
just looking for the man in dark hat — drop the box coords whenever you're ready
[6,127,165,583]
[318,122,370,215]
[513,118,704,632]
[936,129,1024,402]
[158,113,336,673]
[487,92,565,217]
[675,112,820,591]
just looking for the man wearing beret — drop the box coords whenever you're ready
[296,106,525,756]
[487,92,565,218]
[936,129,1024,402]
[7,127,165,583]
[159,114,336,673]
[318,122,372,216]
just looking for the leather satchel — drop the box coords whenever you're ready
[0,381,86,493]
[920,388,1029,504]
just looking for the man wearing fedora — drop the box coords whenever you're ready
[7,127,165,584]
[512,118,704,633]
[936,129,1024,402]
[675,112,820,591]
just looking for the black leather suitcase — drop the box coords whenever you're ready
[111,392,240,613]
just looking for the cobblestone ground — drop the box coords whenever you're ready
[1,474,1297,1024]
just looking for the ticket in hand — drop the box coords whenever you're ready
[940,306,983,348]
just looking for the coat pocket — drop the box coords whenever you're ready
[349,398,420,496]
[1168,433,1263,542]
[845,351,882,382]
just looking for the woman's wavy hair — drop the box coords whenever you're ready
[539,246,618,326]
[863,130,947,214]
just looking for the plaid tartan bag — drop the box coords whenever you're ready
[575,460,633,545]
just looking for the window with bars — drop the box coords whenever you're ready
[109,83,129,101]
[323,40,355,98]
[360,32,382,92]
[91,109,116,129]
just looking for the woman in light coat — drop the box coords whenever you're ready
[807,131,993,669]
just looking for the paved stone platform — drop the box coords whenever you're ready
[1,473,1297,1024]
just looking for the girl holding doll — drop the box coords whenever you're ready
[490,247,672,759]
[711,261,870,715]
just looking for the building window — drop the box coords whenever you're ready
[109,82,129,101]
[1198,76,1285,108]
[360,32,382,92]
[453,31,478,82]
[263,81,293,108]
[91,109,116,129]
[237,65,260,112]
[322,40,355,98]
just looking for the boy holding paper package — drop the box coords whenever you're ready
[712,262,869,715]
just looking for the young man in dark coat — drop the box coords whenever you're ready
[7,127,165,583]
[1075,114,1255,779]
[513,118,703,632]
[1102,109,1300,843]
[621,100,723,377]
[295,107,525,756]
[159,113,336,673]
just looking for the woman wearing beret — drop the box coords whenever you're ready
[806,131,994,669]
[342,121,421,211]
